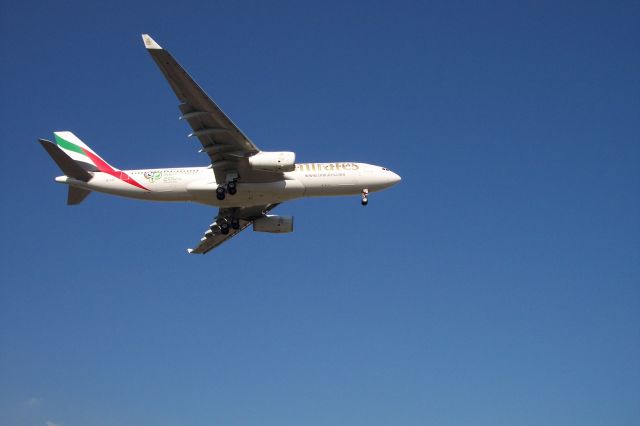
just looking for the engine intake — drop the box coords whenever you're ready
[253,215,294,233]
[248,151,296,172]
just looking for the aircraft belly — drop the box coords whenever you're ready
[301,176,361,197]
[187,178,305,207]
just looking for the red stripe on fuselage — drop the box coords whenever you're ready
[82,149,150,191]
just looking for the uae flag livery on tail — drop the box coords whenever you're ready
[53,132,148,191]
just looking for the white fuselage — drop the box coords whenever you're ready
[57,162,401,208]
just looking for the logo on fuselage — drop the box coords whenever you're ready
[143,170,163,183]
[295,163,359,172]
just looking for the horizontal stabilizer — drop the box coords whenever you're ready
[38,139,92,182]
[67,186,91,205]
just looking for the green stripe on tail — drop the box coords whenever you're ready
[54,134,87,156]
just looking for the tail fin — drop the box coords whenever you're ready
[38,139,92,181]
[38,138,93,205]
[52,131,118,173]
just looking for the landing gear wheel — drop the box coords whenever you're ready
[220,222,230,235]
[216,186,226,200]
[361,188,369,206]
[230,218,240,230]
[227,181,237,195]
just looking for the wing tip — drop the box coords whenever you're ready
[142,34,162,50]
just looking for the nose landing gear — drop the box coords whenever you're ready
[361,188,369,206]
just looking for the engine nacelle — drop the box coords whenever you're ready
[248,151,296,172]
[253,215,294,233]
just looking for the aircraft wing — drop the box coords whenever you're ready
[142,34,260,181]
[188,204,278,254]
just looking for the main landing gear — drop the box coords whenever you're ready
[216,179,238,201]
[216,186,226,200]
[219,221,230,235]
[361,188,369,206]
[227,180,237,195]
[207,217,240,238]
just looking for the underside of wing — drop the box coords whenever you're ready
[142,34,260,171]
[188,204,279,254]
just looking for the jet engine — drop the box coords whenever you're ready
[248,151,296,172]
[253,215,294,233]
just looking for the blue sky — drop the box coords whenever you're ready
[1,1,639,425]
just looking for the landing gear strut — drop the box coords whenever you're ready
[361,188,369,206]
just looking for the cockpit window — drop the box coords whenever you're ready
[382,167,388,171]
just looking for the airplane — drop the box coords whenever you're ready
[39,34,401,254]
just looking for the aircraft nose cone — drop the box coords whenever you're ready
[390,171,401,185]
